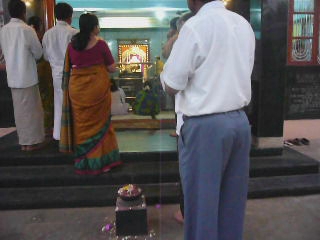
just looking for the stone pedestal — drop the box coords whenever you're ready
[115,195,148,236]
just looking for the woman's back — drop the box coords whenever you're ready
[69,39,114,68]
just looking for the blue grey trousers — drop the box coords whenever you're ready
[178,110,251,240]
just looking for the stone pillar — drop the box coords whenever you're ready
[250,0,289,153]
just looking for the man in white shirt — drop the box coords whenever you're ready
[42,2,78,141]
[160,0,255,239]
[0,0,45,151]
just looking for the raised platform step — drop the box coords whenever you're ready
[0,156,318,188]
[1,174,320,210]
[0,131,283,167]
[0,162,179,188]
[0,183,179,210]
[248,174,320,198]
[0,130,319,210]
[0,132,316,167]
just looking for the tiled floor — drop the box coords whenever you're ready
[0,195,319,240]
[117,130,176,152]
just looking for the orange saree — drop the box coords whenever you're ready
[60,48,121,175]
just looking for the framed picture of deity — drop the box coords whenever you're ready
[117,39,150,77]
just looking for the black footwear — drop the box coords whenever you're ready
[288,138,301,146]
[284,140,293,146]
[300,138,310,145]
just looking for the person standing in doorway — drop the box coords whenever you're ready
[160,0,256,239]
[0,0,45,151]
[42,2,78,141]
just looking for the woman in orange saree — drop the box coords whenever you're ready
[60,13,121,175]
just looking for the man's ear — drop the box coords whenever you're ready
[66,17,72,25]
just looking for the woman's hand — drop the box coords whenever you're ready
[107,63,117,73]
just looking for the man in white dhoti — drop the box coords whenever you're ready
[0,0,45,151]
[42,2,78,141]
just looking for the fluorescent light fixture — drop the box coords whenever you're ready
[99,17,155,28]
[155,10,166,21]
[73,7,186,13]
[74,8,104,12]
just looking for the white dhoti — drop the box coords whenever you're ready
[53,85,63,140]
[11,85,45,145]
[52,70,63,140]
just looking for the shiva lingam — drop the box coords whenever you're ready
[115,184,148,236]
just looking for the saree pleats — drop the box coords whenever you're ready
[60,48,121,175]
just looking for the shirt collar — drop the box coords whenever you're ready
[56,20,69,26]
[197,0,225,15]
[10,18,25,24]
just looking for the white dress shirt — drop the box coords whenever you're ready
[0,18,43,88]
[161,1,255,124]
[42,21,78,88]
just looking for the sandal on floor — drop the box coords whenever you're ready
[300,138,310,145]
[284,141,293,146]
[288,138,302,146]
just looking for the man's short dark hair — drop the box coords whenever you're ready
[169,17,179,30]
[200,0,215,3]
[8,0,26,18]
[55,2,73,20]
[28,16,42,32]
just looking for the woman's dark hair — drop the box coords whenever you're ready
[55,2,73,21]
[27,16,42,32]
[71,13,99,51]
[8,0,26,19]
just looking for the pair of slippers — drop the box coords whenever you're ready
[284,138,310,146]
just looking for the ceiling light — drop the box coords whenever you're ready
[25,1,31,7]
[155,10,166,21]
[99,17,154,28]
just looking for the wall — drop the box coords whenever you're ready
[284,120,320,140]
